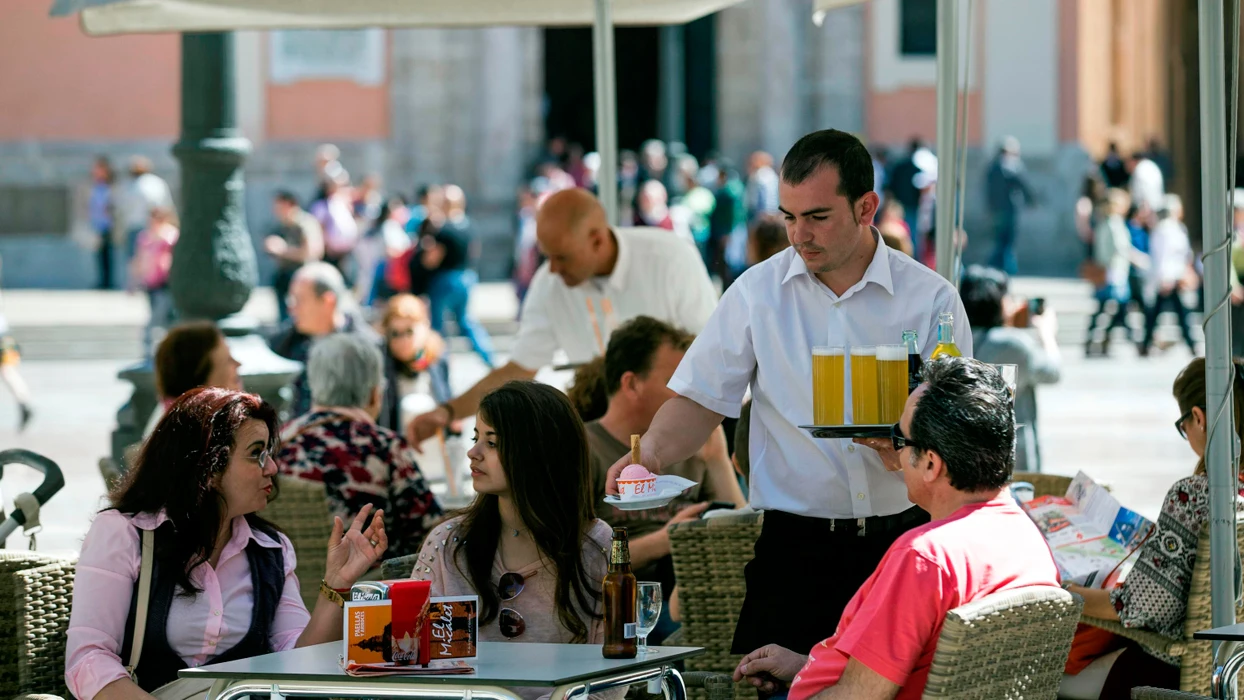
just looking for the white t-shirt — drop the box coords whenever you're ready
[668,231,973,520]
[122,173,175,231]
[509,227,718,370]
[1130,159,1165,212]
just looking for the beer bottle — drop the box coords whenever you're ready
[903,330,923,394]
[602,527,638,658]
[930,312,962,359]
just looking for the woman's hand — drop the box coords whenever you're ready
[323,504,388,590]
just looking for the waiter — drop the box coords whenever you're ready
[409,187,718,444]
[606,129,972,661]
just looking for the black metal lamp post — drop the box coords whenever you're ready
[111,32,300,462]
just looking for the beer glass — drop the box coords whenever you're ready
[812,346,845,425]
[996,364,1018,401]
[850,345,880,424]
[876,344,909,423]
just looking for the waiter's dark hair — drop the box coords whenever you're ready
[909,357,1015,491]
[780,129,874,204]
[603,316,694,397]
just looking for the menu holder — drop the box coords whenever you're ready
[799,424,891,439]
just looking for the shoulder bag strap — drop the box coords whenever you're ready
[125,528,155,683]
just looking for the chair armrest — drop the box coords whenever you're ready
[680,672,734,700]
[11,694,66,700]
[1130,688,1211,699]
[1080,616,1186,657]
[661,627,686,646]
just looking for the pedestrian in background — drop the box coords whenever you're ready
[265,190,324,324]
[120,156,174,270]
[421,185,496,369]
[985,136,1035,276]
[129,206,179,357]
[88,156,117,290]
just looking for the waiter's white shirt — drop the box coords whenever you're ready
[668,231,973,520]
[510,226,718,371]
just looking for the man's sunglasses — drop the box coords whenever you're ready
[890,422,920,452]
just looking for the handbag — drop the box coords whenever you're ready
[1079,258,1107,288]
[127,529,216,700]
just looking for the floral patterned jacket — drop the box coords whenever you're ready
[276,409,442,558]
[1110,474,1244,663]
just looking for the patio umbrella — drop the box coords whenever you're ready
[48,0,747,225]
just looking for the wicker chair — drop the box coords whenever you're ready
[922,586,1083,699]
[264,475,335,609]
[381,554,419,581]
[12,560,75,700]
[1080,515,1244,696]
[1130,690,1211,699]
[666,511,762,700]
[1011,472,1073,499]
[0,553,66,700]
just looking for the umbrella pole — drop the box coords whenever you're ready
[1198,0,1238,635]
[593,0,619,225]
[935,0,959,284]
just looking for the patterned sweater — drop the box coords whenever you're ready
[276,409,442,558]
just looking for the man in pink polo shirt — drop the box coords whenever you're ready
[733,357,1058,700]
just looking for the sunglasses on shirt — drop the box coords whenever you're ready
[497,571,526,638]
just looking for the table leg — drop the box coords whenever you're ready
[660,667,686,700]
[1214,641,1244,699]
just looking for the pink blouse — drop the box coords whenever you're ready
[65,510,311,700]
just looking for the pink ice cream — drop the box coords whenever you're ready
[620,464,653,481]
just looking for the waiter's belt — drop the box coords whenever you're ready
[764,506,927,537]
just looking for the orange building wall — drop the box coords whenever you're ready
[0,0,179,141]
[266,80,389,140]
[867,88,982,148]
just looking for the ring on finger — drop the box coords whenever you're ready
[369,539,379,547]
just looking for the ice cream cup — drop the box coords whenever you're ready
[618,476,659,501]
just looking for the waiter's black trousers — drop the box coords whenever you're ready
[731,507,930,656]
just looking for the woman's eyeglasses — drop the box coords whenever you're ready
[890,422,919,452]
[497,571,526,638]
[387,328,416,340]
[1175,409,1200,440]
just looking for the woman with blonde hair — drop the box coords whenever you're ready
[378,294,451,433]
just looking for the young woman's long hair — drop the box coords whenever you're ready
[110,387,280,596]
[451,381,602,642]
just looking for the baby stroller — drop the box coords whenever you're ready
[0,449,65,549]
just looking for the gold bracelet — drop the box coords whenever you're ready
[320,579,347,608]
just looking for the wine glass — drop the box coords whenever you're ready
[636,582,663,655]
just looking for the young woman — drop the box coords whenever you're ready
[409,381,613,698]
[66,388,387,700]
[146,322,243,438]
[1059,357,1244,699]
[378,294,451,434]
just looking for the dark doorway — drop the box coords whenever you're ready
[544,27,660,155]
[543,20,718,160]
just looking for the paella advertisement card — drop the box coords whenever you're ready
[343,594,479,667]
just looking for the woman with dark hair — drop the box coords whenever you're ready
[409,382,613,698]
[1058,358,1244,699]
[144,322,242,438]
[66,388,388,700]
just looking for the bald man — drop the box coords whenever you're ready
[409,188,718,444]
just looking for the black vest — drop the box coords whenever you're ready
[119,520,285,693]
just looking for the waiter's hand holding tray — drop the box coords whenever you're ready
[603,434,698,511]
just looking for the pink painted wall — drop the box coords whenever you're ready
[867,88,982,148]
[267,81,389,140]
[0,0,179,141]
[1057,0,1079,144]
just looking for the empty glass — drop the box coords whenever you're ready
[996,364,1018,400]
[636,581,663,655]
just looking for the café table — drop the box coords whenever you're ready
[1193,623,1244,698]
[181,642,705,700]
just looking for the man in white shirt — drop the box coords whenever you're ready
[1128,152,1165,213]
[121,156,175,258]
[606,129,972,662]
[408,188,717,444]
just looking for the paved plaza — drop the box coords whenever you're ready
[0,280,1204,557]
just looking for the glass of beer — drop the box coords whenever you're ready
[850,345,880,425]
[812,346,845,425]
[876,344,910,424]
